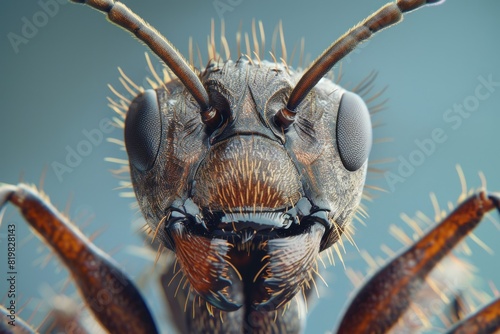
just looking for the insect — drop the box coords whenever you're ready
[0,0,500,332]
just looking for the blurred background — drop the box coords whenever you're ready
[1,0,500,333]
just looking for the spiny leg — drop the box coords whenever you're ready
[335,191,500,334]
[0,184,158,334]
[445,298,500,334]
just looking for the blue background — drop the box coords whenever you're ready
[1,1,500,333]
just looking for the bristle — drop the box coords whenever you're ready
[380,244,396,258]
[243,53,254,66]
[425,275,451,304]
[468,232,494,255]
[350,70,375,92]
[145,76,158,89]
[236,21,242,58]
[188,36,194,67]
[244,32,251,58]
[317,252,327,269]
[345,267,365,290]
[253,261,270,283]
[221,33,230,61]
[258,21,265,60]
[224,260,243,282]
[309,270,321,299]
[353,211,368,227]
[343,227,359,251]
[145,52,168,91]
[251,19,259,59]
[429,192,442,222]
[271,24,278,58]
[410,303,432,329]
[269,51,278,70]
[278,21,287,64]
[118,67,143,93]
[333,243,346,270]
[104,157,129,165]
[400,213,424,237]
[389,224,414,246]
[299,37,305,69]
[456,164,468,203]
[288,41,298,68]
[154,243,165,266]
[108,104,126,119]
[325,247,335,266]
[151,215,167,245]
[479,171,487,191]
[253,51,261,66]
[460,240,473,256]
[183,288,192,313]
[111,117,125,129]
[311,265,328,288]
[119,77,138,97]
[196,44,203,71]
[280,57,290,75]
[489,282,500,298]
[106,96,126,112]
[107,137,125,148]
[162,68,172,84]
[108,84,131,104]
[356,205,369,219]
[359,249,378,274]
[363,184,387,193]
[365,86,388,105]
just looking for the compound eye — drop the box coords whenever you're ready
[336,91,372,172]
[124,89,162,171]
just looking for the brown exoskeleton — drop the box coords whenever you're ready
[1,0,500,333]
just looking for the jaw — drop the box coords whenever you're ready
[173,133,326,311]
[168,219,325,312]
[163,132,340,312]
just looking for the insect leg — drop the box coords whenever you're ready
[335,191,500,334]
[0,183,158,334]
[445,297,500,334]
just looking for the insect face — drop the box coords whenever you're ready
[124,58,371,311]
[2,1,500,333]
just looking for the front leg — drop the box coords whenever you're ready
[336,191,500,334]
[0,183,158,334]
[446,298,500,334]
